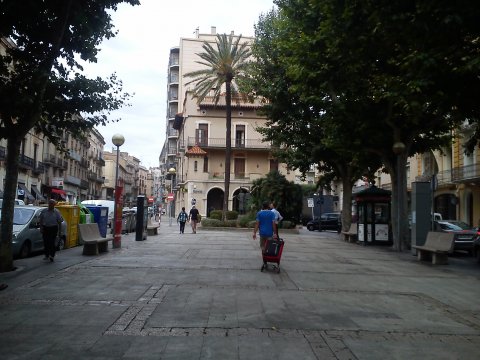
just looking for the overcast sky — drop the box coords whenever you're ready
[83,0,275,168]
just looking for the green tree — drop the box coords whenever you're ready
[184,33,251,221]
[0,0,138,272]
[254,0,480,250]
[250,9,381,232]
[250,171,303,223]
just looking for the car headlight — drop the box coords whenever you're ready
[12,232,19,241]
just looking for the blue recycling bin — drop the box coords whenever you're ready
[85,205,108,238]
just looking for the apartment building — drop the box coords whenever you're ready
[375,126,480,227]
[160,27,305,217]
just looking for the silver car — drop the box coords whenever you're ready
[1,206,67,258]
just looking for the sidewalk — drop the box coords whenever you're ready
[0,220,479,359]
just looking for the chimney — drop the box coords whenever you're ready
[211,26,216,35]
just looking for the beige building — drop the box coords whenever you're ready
[160,27,302,217]
[375,125,480,227]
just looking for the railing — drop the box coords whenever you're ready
[187,137,272,150]
[32,161,45,174]
[43,154,57,165]
[452,164,480,182]
[19,154,34,169]
[0,146,5,160]
[80,179,89,189]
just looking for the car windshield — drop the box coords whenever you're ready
[439,221,471,231]
[12,208,35,225]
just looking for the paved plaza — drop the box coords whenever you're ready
[0,220,479,359]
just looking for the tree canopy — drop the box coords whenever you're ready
[251,1,480,250]
[0,0,138,272]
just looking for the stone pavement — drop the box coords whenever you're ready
[0,219,479,359]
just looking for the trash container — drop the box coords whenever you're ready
[85,205,109,238]
[55,204,79,248]
[78,204,94,224]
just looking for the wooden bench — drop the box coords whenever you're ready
[341,223,357,243]
[78,223,113,256]
[146,218,159,236]
[412,231,455,265]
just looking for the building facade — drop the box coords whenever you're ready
[159,27,303,217]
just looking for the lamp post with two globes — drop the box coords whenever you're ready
[112,134,125,249]
[168,167,176,226]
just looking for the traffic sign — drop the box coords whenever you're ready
[167,193,174,201]
[307,198,314,208]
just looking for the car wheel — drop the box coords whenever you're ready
[307,225,314,231]
[57,236,66,251]
[19,241,31,259]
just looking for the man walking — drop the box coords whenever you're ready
[253,201,278,253]
[39,199,63,262]
[189,205,199,234]
[177,207,188,234]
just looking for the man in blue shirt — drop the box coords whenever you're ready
[253,201,278,252]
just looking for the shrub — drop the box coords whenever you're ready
[224,219,238,227]
[210,210,222,220]
[201,218,222,227]
[238,213,256,227]
[280,220,293,229]
[247,220,257,228]
[226,210,238,220]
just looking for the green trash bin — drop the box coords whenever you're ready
[78,203,94,224]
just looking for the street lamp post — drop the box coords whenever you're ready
[392,141,406,252]
[112,134,125,249]
[168,167,176,226]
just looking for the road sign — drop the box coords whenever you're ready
[167,193,174,201]
[307,198,314,208]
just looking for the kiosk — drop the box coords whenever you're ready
[355,186,392,245]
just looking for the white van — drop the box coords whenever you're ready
[81,200,115,228]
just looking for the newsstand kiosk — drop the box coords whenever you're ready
[355,186,392,246]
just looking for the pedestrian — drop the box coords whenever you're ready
[189,205,199,234]
[177,207,188,234]
[39,199,63,262]
[253,201,278,253]
[270,201,283,231]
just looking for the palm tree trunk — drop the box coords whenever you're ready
[222,80,232,221]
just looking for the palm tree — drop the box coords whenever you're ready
[184,33,251,220]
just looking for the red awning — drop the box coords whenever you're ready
[51,188,66,196]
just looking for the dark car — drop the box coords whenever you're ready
[307,212,341,232]
[434,220,479,253]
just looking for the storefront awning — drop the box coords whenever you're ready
[51,188,66,199]
[18,183,35,201]
[31,185,46,202]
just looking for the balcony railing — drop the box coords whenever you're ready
[0,146,5,160]
[187,137,272,150]
[19,154,34,169]
[452,164,480,182]
[32,161,45,174]
[43,154,57,166]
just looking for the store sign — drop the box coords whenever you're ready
[51,177,64,187]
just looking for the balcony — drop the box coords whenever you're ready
[96,155,105,166]
[43,154,57,166]
[452,164,480,183]
[80,179,89,189]
[18,154,34,170]
[64,175,81,186]
[87,171,98,181]
[32,161,45,174]
[0,146,5,160]
[187,137,272,150]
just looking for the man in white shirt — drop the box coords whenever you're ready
[270,201,283,225]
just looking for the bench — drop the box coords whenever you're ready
[78,223,113,256]
[146,218,159,236]
[412,231,455,265]
[341,223,357,243]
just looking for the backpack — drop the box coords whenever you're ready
[178,211,188,222]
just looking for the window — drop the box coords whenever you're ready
[203,156,208,172]
[194,161,198,172]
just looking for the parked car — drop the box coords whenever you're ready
[307,212,341,232]
[0,198,26,208]
[0,205,67,258]
[434,220,479,253]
